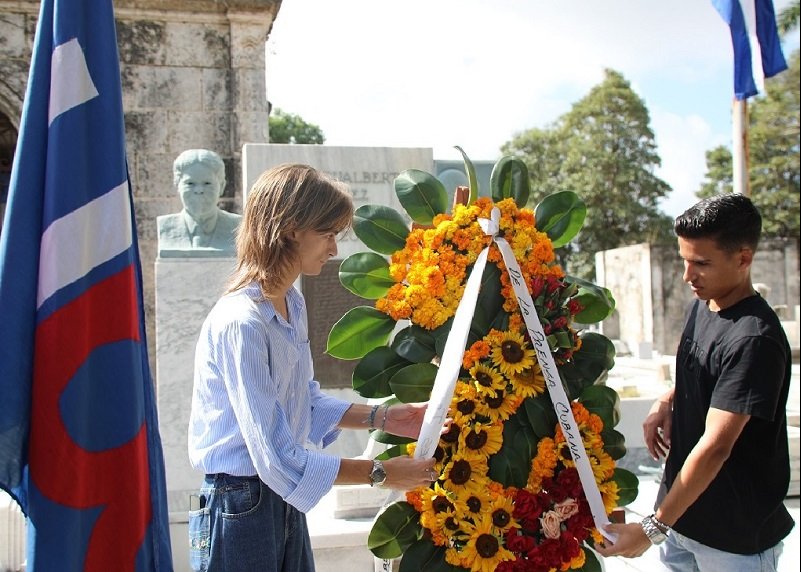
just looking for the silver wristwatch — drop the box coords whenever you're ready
[641,513,669,545]
[369,459,387,487]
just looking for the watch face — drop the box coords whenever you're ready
[370,461,387,486]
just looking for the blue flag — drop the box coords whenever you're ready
[712,0,788,99]
[0,0,173,569]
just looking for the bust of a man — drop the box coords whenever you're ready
[157,149,241,257]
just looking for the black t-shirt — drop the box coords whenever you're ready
[657,295,794,554]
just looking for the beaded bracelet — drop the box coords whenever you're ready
[366,404,380,430]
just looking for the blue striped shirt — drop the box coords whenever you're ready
[188,282,351,513]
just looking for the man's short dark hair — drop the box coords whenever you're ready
[674,193,762,252]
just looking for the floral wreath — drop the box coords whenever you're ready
[327,152,639,572]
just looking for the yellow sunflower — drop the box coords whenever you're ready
[458,515,515,572]
[457,422,504,459]
[442,454,490,498]
[469,363,506,396]
[490,330,535,376]
[475,388,521,422]
[510,362,546,399]
[486,494,520,534]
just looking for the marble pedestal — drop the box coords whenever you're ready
[155,256,236,508]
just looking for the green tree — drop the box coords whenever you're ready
[502,69,674,279]
[777,0,799,35]
[268,108,325,144]
[698,50,800,238]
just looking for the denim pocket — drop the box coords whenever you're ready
[188,507,210,571]
[221,478,261,518]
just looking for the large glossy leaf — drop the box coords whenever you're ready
[353,204,409,255]
[578,384,621,429]
[469,264,504,335]
[432,318,454,358]
[490,155,530,207]
[339,252,394,299]
[455,146,479,204]
[352,346,412,398]
[326,306,396,360]
[570,332,616,389]
[566,275,616,324]
[389,363,438,403]
[394,169,449,225]
[375,443,410,460]
[600,428,626,460]
[391,325,437,363]
[368,501,421,559]
[612,467,640,507]
[488,413,538,488]
[534,191,586,247]
[399,538,461,572]
[522,394,557,439]
[370,430,416,445]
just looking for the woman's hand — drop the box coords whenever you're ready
[383,402,428,439]
[382,455,437,490]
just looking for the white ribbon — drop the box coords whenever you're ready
[377,207,613,569]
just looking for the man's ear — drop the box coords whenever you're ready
[739,247,754,269]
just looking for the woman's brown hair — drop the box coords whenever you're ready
[226,164,353,298]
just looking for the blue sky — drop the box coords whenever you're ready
[265,0,798,217]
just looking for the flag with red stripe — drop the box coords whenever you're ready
[0,0,172,569]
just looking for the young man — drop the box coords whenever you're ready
[597,194,794,571]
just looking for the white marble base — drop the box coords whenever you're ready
[155,256,237,494]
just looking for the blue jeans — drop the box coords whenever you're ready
[189,474,315,571]
[660,528,783,572]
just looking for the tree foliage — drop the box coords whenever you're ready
[698,50,800,238]
[268,108,325,144]
[502,69,674,279]
[777,0,799,35]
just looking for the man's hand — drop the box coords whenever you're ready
[383,402,428,439]
[595,523,653,558]
[643,389,674,461]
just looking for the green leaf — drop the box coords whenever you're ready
[522,394,557,439]
[326,306,396,360]
[432,317,454,358]
[488,413,538,488]
[469,263,504,335]
[399,538,461,572]
[566,275,616,323]
[353,204,409,255]
[612,467,640,507]
[352,346,412,398]
[600,428,626,460]
[370,430,416,445]
[339,252,394,299]
[375,443,410,460]
[534,191,586,247]
[575,547,603,572]
[368,501,421,559]
[455,146,479,204]
[389,363,438,403]
[490,155,530,207]
[394,169,449,225]
[578,384,621,429]
[391,325,437,363]
[570,332,616,390]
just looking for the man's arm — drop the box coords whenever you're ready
[597,407,749,558]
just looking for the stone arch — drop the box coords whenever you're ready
[0,78,22,236]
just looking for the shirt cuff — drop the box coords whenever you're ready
[284,451,341,513]
[309,396,351,448]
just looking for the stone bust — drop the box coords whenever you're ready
[157,149,241,257]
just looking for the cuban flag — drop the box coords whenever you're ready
[0,0,173,569]
[712,0,788,99]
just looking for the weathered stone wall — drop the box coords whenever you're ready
[596,239,800,356]
[0,0,281,374]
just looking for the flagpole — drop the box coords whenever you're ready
[732,97,750,196]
